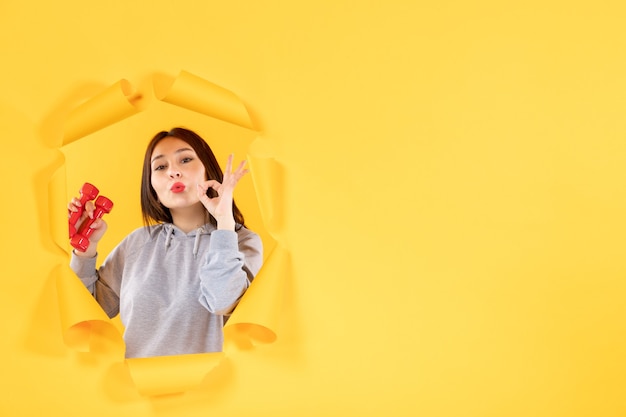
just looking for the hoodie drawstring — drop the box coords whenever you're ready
[164,225,174,249]
[193,227,202,258]
[163,224,204,258]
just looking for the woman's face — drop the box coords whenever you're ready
[150,136,207,210]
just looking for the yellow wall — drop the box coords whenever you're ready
[2,1,626,416]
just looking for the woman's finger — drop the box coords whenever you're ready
[197,180,222,192]
[84,200,96,219]
[224,154,233,176]
[68,197,82,211]
[89,218,104,230]
[234,159,247,175]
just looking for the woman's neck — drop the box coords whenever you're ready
[170,204,209,233]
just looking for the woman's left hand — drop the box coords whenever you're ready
[196,154,248,230]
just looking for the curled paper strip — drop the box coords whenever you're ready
[153,70,254,130]
[48,163,69,253]
[52,70,288,397]
[225,244,289,347]
[63,79,141,145]
[55,264,123,354]
[247,138,286,239]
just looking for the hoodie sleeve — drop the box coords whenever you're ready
[198,228,263,315]
[69,241,126,318]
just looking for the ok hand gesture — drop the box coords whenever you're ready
[196,154,248,230]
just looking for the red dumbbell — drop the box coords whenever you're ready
[70,195,114,252]
[68,182,99,238]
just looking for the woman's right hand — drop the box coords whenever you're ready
[68,197,108,257]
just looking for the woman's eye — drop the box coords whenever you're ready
[154,164,166,171]
[181,157,193,163]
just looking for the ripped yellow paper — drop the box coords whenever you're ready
[55,263,122,353]
[48,163,68,252]
[153,70,254,130]
[225,244,289,347]
[51,70,288,396]
[63,79,141,145]
[247,138,286,239]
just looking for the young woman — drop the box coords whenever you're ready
[68,127,263,358]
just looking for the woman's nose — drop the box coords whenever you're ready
[168,167,181,178]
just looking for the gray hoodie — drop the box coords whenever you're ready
[70,223,263,358]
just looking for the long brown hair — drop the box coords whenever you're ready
[140,127,246,228]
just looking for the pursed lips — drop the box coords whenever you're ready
[171,182,186,193]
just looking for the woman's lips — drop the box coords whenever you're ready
[171,182,186,193]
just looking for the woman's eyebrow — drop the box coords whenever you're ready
[151,148,194,164]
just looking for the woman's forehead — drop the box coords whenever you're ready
[151,137,197,159]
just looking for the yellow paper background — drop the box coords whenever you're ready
[2,1,626,416]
